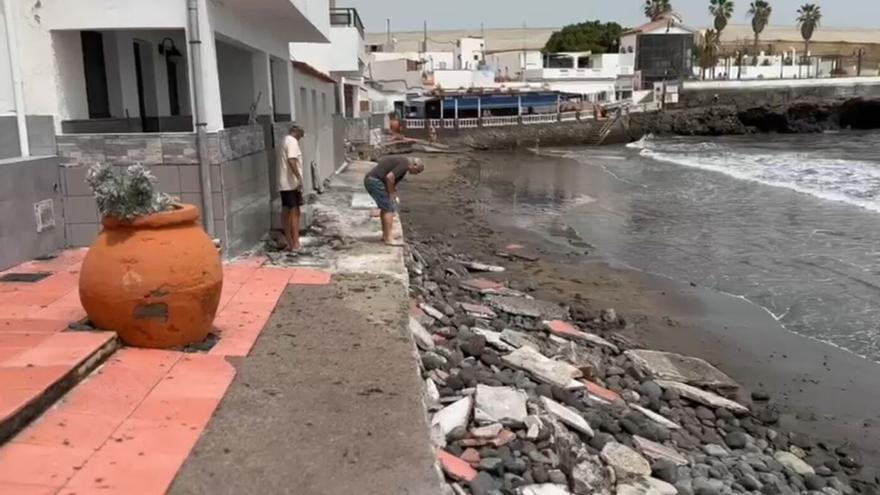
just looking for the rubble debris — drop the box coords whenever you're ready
[410,317,435,350]
[474,385,528,426]
[655,380,749,414]
[625,350,739,396]
[600,442,651,482]
[432,396,472,438]
[486,295,567,319]
[461,261,506,273]
[540,397,594,437]
[502,346,583,389]
[459,302,498,319]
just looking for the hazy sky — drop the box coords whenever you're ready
[344,0,880,33]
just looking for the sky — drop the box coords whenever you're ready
[343,0,880,33]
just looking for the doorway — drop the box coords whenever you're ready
[81,31,110,118]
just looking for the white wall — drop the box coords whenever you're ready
[620,34,637,55]
[292,66,336,190]
[369,58,422,90]
[546,80,617,101]
[291,25,362,74]
[432,69,495,89]
[216,40,256,116]
[456,37,484,70]
[0,7,14,113]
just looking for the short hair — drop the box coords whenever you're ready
[289,124,303,134]
[411,157,425,171]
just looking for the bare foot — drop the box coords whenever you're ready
[383,240,406,247]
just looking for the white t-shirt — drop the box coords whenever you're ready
[277,135,303,191]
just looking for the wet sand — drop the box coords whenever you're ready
[400,152,880,486]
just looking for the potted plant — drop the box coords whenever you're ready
[79,164,223,349]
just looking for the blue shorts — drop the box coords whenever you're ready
[364,175,395,212]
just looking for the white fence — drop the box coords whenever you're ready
[522,114,559,125]
[428,119,442,129]
[482,116,520,127]
[404,119,425,129]
[459,118,479,128]
[442,118,456,128]
[559,112,579,122]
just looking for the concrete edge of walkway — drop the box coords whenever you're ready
[0,333,118,445]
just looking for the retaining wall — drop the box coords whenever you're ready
[675,78,880,109]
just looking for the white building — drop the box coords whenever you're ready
[0,0,339,267]
[525,52,635,102]
[487,50,544,81]
[455,37,485,70]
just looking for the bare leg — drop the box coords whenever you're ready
[289,206,302,250]
[380,211,394,244]
[281,207,293,250]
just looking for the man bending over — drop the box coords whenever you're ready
[363,155,424,245]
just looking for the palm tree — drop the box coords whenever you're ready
[709,0,735,33]
[797,3,822,56]
[748,1,772,58]
[644,0,673,21]
[695,30,722,79]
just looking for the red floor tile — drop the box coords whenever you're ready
[16,410,122,452]
[0,304,42,319]
[0,318,69,334]
[0,366,69,390]
[228,256,266,268]
[32,272,80,295]
[0,482,58,494]
[28,305,85,322]
[0,333,51,350]
[0,388,39,422]
[129,396,222,429]
[60,448,182,495]
[0,442,92,487]
[3,340,105,367]
[0,290,67,307]
[51,290,82,309]
[149,355,234,400]
[288,268,332,285]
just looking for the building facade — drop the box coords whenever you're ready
[0,0,339,269]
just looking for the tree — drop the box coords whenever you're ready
[543,21,623,54]
[748,1,772,57]
[797,3,822,56]
[644,0,673,21]
[709,0,735,33]
[695,30,722,79]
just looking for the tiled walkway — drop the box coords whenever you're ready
[0,250,331,494]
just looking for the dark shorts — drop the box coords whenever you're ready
[364,175,395,212]
[280,190,304,208]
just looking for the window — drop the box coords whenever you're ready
[406,60,419,72]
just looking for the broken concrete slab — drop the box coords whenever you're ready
[474,384,528,426]
[600,442,652,482]
[630,404,681,431]
[519,484,573,495]
[420,303,445,320]
[543,321,620,353]
[350,192,376,209]
[774,451,815,475]
[460,278,506,294]
[432,396,472,438]
[570,455,613,495]
[632,436,689,466]
[410,317,435,350]
[471,327,514,352]
[470,423,503,439]
[459,302,498,319]
[500,329,537,349]
[461,261,506,273]
[502,346,583,389]
[625,350,739,396]
[616,477,678,495]
[439,449,478,482]
[584,380,623,404]
[655,380,749,415]
[486,294,566,319]
[540,397,594,437]
[426,378,441,402]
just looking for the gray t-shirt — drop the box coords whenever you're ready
[368,156,411,183]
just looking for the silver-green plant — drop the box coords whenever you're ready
[86,164,177,220]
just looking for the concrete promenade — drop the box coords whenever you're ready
[0,161,443,494]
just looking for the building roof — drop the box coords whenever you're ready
[622,17,695,36]
[365,27,556,53]
[291,61,336,84]
[718,24,880,45]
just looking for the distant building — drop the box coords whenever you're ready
[619,15,696,87]
[525,52,635,103]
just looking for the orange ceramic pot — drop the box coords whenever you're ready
[390,118,401,134]
[79,204,223,349]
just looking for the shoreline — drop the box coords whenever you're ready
[401,151,880,490]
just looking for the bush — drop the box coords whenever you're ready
[86,164,177,220]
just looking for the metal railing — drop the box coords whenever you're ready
[329,8,364,38]
[404,119,425,129]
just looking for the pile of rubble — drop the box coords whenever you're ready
[407,237,865,495]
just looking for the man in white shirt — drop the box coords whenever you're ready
[277,124,305,251]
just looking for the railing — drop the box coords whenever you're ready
[442,118,456,128]
[482,116,520,127]
[559,112,578,122]
[428,119,442,129]
[521,114,559,125]
[404,119,425,129]
[459,118,479,128]
[329,8,365,38]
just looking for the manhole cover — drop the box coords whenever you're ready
[0,272,52,283]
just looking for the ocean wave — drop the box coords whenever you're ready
[639,145,880,213]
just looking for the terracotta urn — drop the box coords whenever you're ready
[79,204,223,349]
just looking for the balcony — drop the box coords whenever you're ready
[330,8,364,38]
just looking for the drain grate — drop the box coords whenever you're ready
[0,272,52,283]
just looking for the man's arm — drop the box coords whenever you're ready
[288,158,304,191]
[384,172,398,203]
